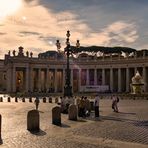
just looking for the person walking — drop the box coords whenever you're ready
[34,97,40,110]
[112,95,119,113]
[94,94,100,118]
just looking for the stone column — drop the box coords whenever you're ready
[12,66,16,92]
[78,69,81,92]
[102,69,105,85]
[126,68,129,92]
[86,69,89,85]
[25,67,29,93]
[118,68,121,92]
[46,69,49,92]
[143,67,146,92]
[38,69,41,92]
[110,68,113,92]
[94,69,97,85]
[6,67,12,92]
[29,67,33,92]
[54,69,57,93]
[63,69,65,93]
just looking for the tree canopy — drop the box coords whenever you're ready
[70,46,136,54]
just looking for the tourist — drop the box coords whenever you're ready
[112,95,119,113]
[94,94,100,118]
[34,97,40,110]
[78,96,85,117]
[76,97,80,116]
[84,96,91,117]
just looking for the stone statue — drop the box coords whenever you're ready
[18,46,24,56]
[131,71,144,94]
[30,52,33,58]
[12,50,16,56]
[26,51,29,57]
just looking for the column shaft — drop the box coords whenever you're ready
[102,69,105,85]
[79,69,81,92]
[86,69,89,85]
[25,67,29,92]
[38,69,41,92]
[126,68,129,92]
[12,66,16,92]
[46,69,49,92]
[110,68,113,92]
[6,67,12,92]
[118,68,121,92]
[54,69,57,93]
[94,69,97,85]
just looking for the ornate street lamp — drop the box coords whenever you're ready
[56,30,80,97]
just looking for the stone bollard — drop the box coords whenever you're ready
[0,97,3,102]
[8,97,11,102]
[15,97,18,102]
[22,98,25,102]
[0,114,1,140]
[90,101,94,111]
[49,97,52,103]
[43,97,46,103]
[27,110,40,132]
[29,97,32,103]
[55,98,58,104]
[68,105,77,121]
[52,106,61,126]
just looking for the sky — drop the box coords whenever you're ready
[0,0,148,58]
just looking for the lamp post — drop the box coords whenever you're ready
[56,30,80,97]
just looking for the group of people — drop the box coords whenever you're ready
[34,95,119,117]
[77,96,91,117]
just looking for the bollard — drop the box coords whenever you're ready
[15,97,18,102]
[8,97,11,102]
[0,97,3,102]
[43,97,46,103]
[29,97,32,102]
[27,110,40,132]
[22,98,25,102]
[49,97,52,103]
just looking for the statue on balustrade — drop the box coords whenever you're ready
[131,71,144,94]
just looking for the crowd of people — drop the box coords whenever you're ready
[76,94,120,118]
[34,94,120,118]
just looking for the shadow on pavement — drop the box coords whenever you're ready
[118,112,136,115]
[134,120,148,129]
[30,129,47,136]
[61,123,71,128]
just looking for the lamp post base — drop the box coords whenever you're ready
[64,86,72,97]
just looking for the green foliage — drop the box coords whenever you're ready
[71,46,136,54]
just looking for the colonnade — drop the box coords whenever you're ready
[6,66,147,93]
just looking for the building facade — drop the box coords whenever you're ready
[0,46,148,94]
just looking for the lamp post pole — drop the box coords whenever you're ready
[56,30,80,97]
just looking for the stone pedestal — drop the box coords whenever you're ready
[52,106,61,126]
[68,105,77,121]
[27,110,40,132]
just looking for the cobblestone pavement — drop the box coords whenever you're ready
[0,97,148,148]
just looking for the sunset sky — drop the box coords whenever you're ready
[0,0,148,58]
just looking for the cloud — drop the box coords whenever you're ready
[0,0,141,59]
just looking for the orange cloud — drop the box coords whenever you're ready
[0,1,138,59]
